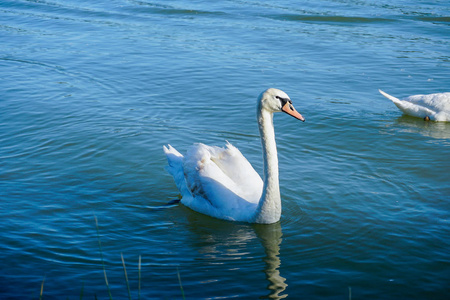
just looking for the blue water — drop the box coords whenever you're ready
[1,0,449,299]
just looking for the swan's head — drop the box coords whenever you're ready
[258,88,305,121]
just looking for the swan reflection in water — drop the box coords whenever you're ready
[182,211,287,299]
[392,115,450,140]
[254,222,287,299]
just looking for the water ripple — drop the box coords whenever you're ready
[1,0,449,299]
[273,14,395,24]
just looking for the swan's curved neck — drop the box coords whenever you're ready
[254,108,281,224]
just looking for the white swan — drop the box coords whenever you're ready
[379,89,450,121]
[163,88,304,224]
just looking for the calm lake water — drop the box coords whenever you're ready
[1,0,449,299]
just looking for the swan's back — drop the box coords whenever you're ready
[406,93,450,114]
[379,90,450,121]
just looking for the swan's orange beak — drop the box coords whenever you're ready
[282,102,305,122]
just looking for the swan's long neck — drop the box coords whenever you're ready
[254,107,281,224]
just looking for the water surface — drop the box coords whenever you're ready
[1,0,449,299]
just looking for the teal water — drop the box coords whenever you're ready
[1,0,449,299]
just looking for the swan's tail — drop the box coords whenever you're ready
[163,145,190,198]
[379,89,401,104]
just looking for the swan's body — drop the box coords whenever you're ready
[379,89,450,121]
[163,88,304,224]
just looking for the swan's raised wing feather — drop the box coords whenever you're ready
[183,143,263,206]
[210,142,263,200]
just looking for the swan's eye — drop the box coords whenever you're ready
[276,96,291,106]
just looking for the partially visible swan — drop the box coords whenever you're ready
[379,89,450,121]
[163,88,304,224]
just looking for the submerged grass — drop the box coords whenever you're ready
[38,216,184,299]
[120,253,132,300]
[177,267,186,300]
[39,276,45,300]
[138,255,141,300]
[95,216,113,300]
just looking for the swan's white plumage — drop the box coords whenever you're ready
[163,88,304,224]
[165,142,263,222]
[379,89,450,121]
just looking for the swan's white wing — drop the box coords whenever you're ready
[184,143,263,203]
[209,142,263,201]
[180,143,263,221]
[164,143,263,221]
